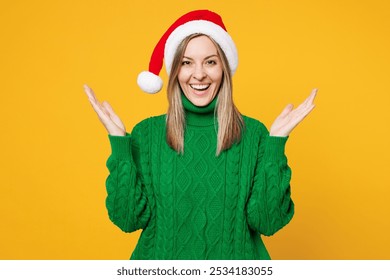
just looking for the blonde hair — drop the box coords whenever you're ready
[166,34,244,156]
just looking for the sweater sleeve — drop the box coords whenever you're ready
[105,123,151,233]
[246,123,294,236]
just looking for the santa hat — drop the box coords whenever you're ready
[137,9,238,94]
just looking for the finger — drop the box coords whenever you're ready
[294,104,316,123]
[86,93,103,114]
[102,101,125,130]
[307,88,318,105]
[301,90,315,107]
[89,102,119,133]
[279,104,294,118]
[296,93,312,110]
[100,102,111,116]
[297,88,318,111]
[84,85,106,112]
[102,101,115,116]
[305,104,316,116]
[83,85,124,134]
[89,97,109,121]
[84,88,110,121]
[101,101,115,121]
[284,104,316,136]
[83,85,109,116]
[83,84,97,102]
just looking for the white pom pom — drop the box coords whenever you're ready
[137,71,163,94]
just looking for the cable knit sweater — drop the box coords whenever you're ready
[105,95,294,260]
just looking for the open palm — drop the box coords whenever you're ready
[84,84,126,136]
[270,89,317,137]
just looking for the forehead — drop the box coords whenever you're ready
[183,35,218,57]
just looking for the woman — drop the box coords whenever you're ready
[84,10,316,259]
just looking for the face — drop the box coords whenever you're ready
[178,35,223,107]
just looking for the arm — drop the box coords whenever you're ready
[83,84,150,232]
[105,128,151,233]
[246,124,294,236]
[246,89,317,234]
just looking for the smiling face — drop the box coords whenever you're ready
[177,35,223,107]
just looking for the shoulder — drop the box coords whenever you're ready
[131,114,166,136]
[130,114,166,150]
[234,115,269,158]
[241,115,269,137]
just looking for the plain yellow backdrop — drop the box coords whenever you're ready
[1,0,389,259]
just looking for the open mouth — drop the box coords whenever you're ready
[190,84,210,91]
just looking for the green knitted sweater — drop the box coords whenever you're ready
[106,95,294,260]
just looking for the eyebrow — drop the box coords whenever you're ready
[183,54,219,60]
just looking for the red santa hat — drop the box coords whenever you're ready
[137,9,238,94]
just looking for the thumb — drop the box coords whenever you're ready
[102,101,125,130]
[102,101,114,117]
[279,104,294,118]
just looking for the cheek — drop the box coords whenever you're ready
[209,67,223,83]
[178,69,190,84]
[211,72,223,87]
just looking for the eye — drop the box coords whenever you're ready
[206,60,217,65]
[181,60,191,66]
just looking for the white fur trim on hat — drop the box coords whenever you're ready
[137,71,163,94]
[164,20,238,75]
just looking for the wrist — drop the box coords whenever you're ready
[108,129,126,137]
[109,133,126,137]
[108,133,132,160]
[269,131,289,137]
[263,136,288,161]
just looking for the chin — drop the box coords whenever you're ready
[189,96,213,107]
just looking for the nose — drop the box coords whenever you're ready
[192,64,207,80]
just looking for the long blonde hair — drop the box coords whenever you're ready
[166,34,244,156]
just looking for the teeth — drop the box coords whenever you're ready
[190,84,210,90]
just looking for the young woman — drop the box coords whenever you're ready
[84,10,317,259]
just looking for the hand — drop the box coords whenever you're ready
[83,84,126,136]
[269,88,317,137]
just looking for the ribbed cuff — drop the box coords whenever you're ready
[262,136,288,162]
[108,133,132,160]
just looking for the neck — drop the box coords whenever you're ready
[181,94,217,127]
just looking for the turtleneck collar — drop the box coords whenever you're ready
[181,93,217,127]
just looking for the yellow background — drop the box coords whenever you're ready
[1,0,389,259]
